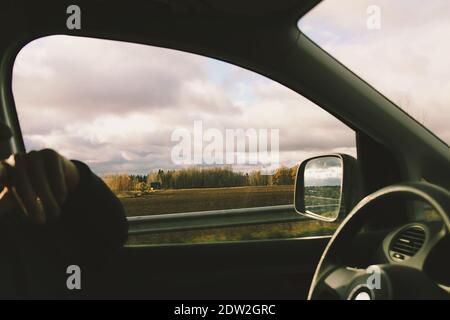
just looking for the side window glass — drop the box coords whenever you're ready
[13,35,356,245]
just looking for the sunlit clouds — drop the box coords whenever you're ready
[299,0,450,144]
[13,35,355,174]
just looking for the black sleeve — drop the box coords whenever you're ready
[54,160,128,268]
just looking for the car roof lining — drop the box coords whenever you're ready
[151,0,321,17]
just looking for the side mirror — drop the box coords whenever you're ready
[294,154,360,222]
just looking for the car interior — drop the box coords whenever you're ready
[0,0,449,300]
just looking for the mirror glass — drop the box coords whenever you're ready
[303,156,343,220]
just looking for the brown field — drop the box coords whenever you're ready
[119,185,338,245]
[120,185,295,217]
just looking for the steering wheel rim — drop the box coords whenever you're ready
[308,181,450,300]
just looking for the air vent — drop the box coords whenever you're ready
[389,226,426,261]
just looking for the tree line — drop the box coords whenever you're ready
[102,166,298,193]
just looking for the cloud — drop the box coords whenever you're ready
[13,34,356,174]
[299,0,450,144]
[14,36,202,112]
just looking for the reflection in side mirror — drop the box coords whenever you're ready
[295,154,359,222]
[304,156,342,221]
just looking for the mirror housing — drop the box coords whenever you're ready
[294,154,360,222]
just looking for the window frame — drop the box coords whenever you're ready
[8,35,360,245]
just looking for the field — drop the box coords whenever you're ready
[119,185,338,245]
[120,185,295,217]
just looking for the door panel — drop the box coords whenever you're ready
[91,237,329,299]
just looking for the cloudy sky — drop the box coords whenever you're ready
[299,0,450,144]
[304,156,343,187]
[12,0,449,175]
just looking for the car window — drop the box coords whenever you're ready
[298,0,450,146]
[12,35,356,245]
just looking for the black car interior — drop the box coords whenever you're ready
[0,0,449,299]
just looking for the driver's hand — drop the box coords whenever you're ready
[0,149,80,224]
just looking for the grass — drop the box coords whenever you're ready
[118,185,338,245]
[127,220,338,246]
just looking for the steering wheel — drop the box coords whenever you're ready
[308,182,450,300]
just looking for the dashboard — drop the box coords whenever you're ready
[347,202,449,288]
[308,182,450,299]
